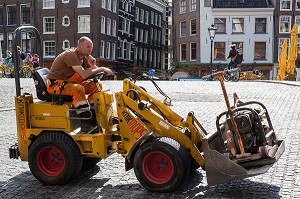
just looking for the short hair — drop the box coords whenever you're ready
[78,36,91,45]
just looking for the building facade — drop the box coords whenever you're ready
[0,0,169,78]
[274,0,300,68]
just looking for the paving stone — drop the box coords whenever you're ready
[1,79,300,198]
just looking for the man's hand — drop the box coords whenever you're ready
[86,55,96,66]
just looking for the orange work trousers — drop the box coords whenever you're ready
[46,73,102,106]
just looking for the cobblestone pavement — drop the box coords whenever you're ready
[0,78,300,199]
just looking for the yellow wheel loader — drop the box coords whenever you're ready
[9,26,285,192]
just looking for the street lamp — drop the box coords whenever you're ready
[208,24,217,69]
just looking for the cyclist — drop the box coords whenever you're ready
[226,44,237,70]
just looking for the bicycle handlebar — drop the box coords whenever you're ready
[202,68,239,80]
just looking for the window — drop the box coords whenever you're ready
[255,18,267,33]
[7,33,13,51]
[214,18,226,33]
[135,27,139,41]
[43,17,55,33]
[180,21,186,37]
[63,40,70,50]
[44,41,55,57]
[180,0,186,13]
[296,16,300,32]
[190,43,196,61]
[78,0,90,7]
[214,42,226,60]
[106,42,111,59]
[112,20,116,36]
[154,13,158,26]
[190,0,196,11]
[144,30,148,43]
[122,18,130,34]
[112,0,117,13]
[62,0,70,3]
[254,42,266,60]
[21,33,31,52]
[101,0,106,9]
[151,11,154,24]
[232,18,244,33]
[140,29,144,42]
[145,11,149,25]
[101,16,105,34]
[100,40,105,58]
[280,0,291,10]
[43,0,55,9]
[21,4,30,25]
[180,43,186,62]
[111,43,116,60]
[7,5,16,25]
[107,0,111,11]
[190,19,196,35]
[107,18,111,35]
[62,16,70,26]
[0,6,3,25]
[279,16,291,33]
[140,9,144,23]
[297,0,300,10]
[158,15,162,27]
[78,15,90,33]
[144,49,148,66]
[135,7,139,21]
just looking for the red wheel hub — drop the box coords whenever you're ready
[37,146,65,177]
[142,151,174,184]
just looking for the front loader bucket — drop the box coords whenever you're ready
[202,130,285,186]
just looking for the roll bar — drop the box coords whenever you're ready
[12,26,43,96]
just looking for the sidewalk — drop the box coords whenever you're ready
[249,80,300,87]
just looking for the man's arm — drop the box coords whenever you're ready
[72,55,113,80]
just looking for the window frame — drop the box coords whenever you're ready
[190,19,196,35]
[43,40,56,58]
[62,16,70,27]
[43,16,55,34]
[78,0,90,8]
[180,0,186,14]
[180,21,186,37]
[180,43,187,62]
[279,16,291,33]
[20,4,30,25]
[7,5,17,26]
[190,42,197,61]
[232,18,244,33]
[255,18,267,34]
[254,42,267,60]
[43,0,55,9]
[78,15,90,33]
[280,0,292,11]
[214,18,226,34]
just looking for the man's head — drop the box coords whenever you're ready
[230,44,236,49]
[77,36,93,57]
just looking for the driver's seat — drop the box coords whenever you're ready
[32,67,73,103]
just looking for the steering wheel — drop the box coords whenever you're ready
[83,72,106,81]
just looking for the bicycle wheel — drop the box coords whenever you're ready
[223,74,230,81]
[20,66,32,78]
[0,67,5,78]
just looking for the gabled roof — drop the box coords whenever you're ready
[213,0,273,8]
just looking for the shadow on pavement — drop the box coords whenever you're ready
[0,166,280,199]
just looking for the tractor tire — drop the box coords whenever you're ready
[133,137,190,192]
[28,132,83,185]
[82,157,101,168]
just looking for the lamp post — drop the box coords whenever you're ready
[208,24,217,69]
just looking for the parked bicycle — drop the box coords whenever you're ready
[223,67,240,82]
[0,62,33,78]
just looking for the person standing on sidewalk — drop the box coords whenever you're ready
[295,52,300,81]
